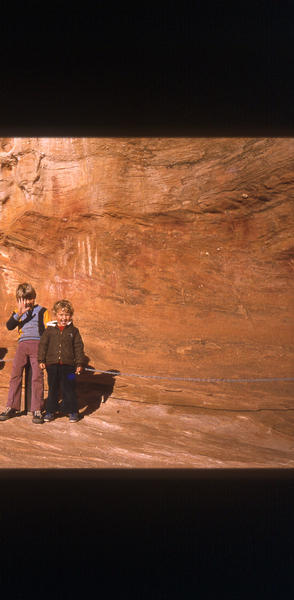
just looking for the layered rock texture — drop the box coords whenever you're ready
[0,137,293,416]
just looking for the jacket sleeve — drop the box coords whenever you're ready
[6,312,20,330]
[73,329,86,366]
[38,329,50,363]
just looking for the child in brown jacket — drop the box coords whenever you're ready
[38,299,85,423]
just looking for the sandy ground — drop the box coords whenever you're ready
[0,388,293,468]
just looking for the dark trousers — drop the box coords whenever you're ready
[46,364,78,414]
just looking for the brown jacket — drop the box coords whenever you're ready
[38,322,85,367]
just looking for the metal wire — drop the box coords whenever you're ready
[84,367,294,383]
[1,359,293,383]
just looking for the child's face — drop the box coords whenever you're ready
[19,296,35,310]
[56,310,72,327]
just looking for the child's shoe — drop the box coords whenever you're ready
[0,407,17,421]
[69,413,79,423]
[32,410,44,424]
[44,412,55,422]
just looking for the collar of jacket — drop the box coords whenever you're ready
[47,320,72,327]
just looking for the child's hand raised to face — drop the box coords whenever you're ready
[17,297,34,316]
[17,299,27,316]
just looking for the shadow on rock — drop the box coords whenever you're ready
[0,348,8,371]
[76,366,120,417]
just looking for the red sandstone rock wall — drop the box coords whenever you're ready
[0,137,293,408]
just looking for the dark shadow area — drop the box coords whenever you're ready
[40,358,120,418]
[76,365,120,418]
[0,4,293,138]
[0,469,294,597]
[0,348,8,371]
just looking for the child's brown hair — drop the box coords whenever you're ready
[53,299,74,316]
[16,283,36,300]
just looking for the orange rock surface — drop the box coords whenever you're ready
[0,137,294,414]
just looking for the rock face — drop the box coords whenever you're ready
[0,137,293,410]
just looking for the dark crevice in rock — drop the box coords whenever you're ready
[22,210,51,220]
[3,235,37,253]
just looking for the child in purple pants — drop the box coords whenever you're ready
[0,283,50,424]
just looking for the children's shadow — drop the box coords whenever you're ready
[0,348,8,371]
[76,366,120,418]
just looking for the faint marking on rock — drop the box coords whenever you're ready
[91,419,122,431]
[203,342,222,350]
[236,304,249,318]
[176,346,193,354]
[86,235,92,276]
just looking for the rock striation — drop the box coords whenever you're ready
[0,137,293,410]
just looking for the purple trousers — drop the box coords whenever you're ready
[7,340,44,412]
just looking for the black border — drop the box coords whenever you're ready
[1,5,294,596]
[0,2,293,137]
[1,469,294,596]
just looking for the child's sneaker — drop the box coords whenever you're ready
[0,407,17,421]
[32,410,44,424]
[44,412,55,422]
[69,413,79,423]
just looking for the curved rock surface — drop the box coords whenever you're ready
[0,137,293,423]
[0,392,293,468]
